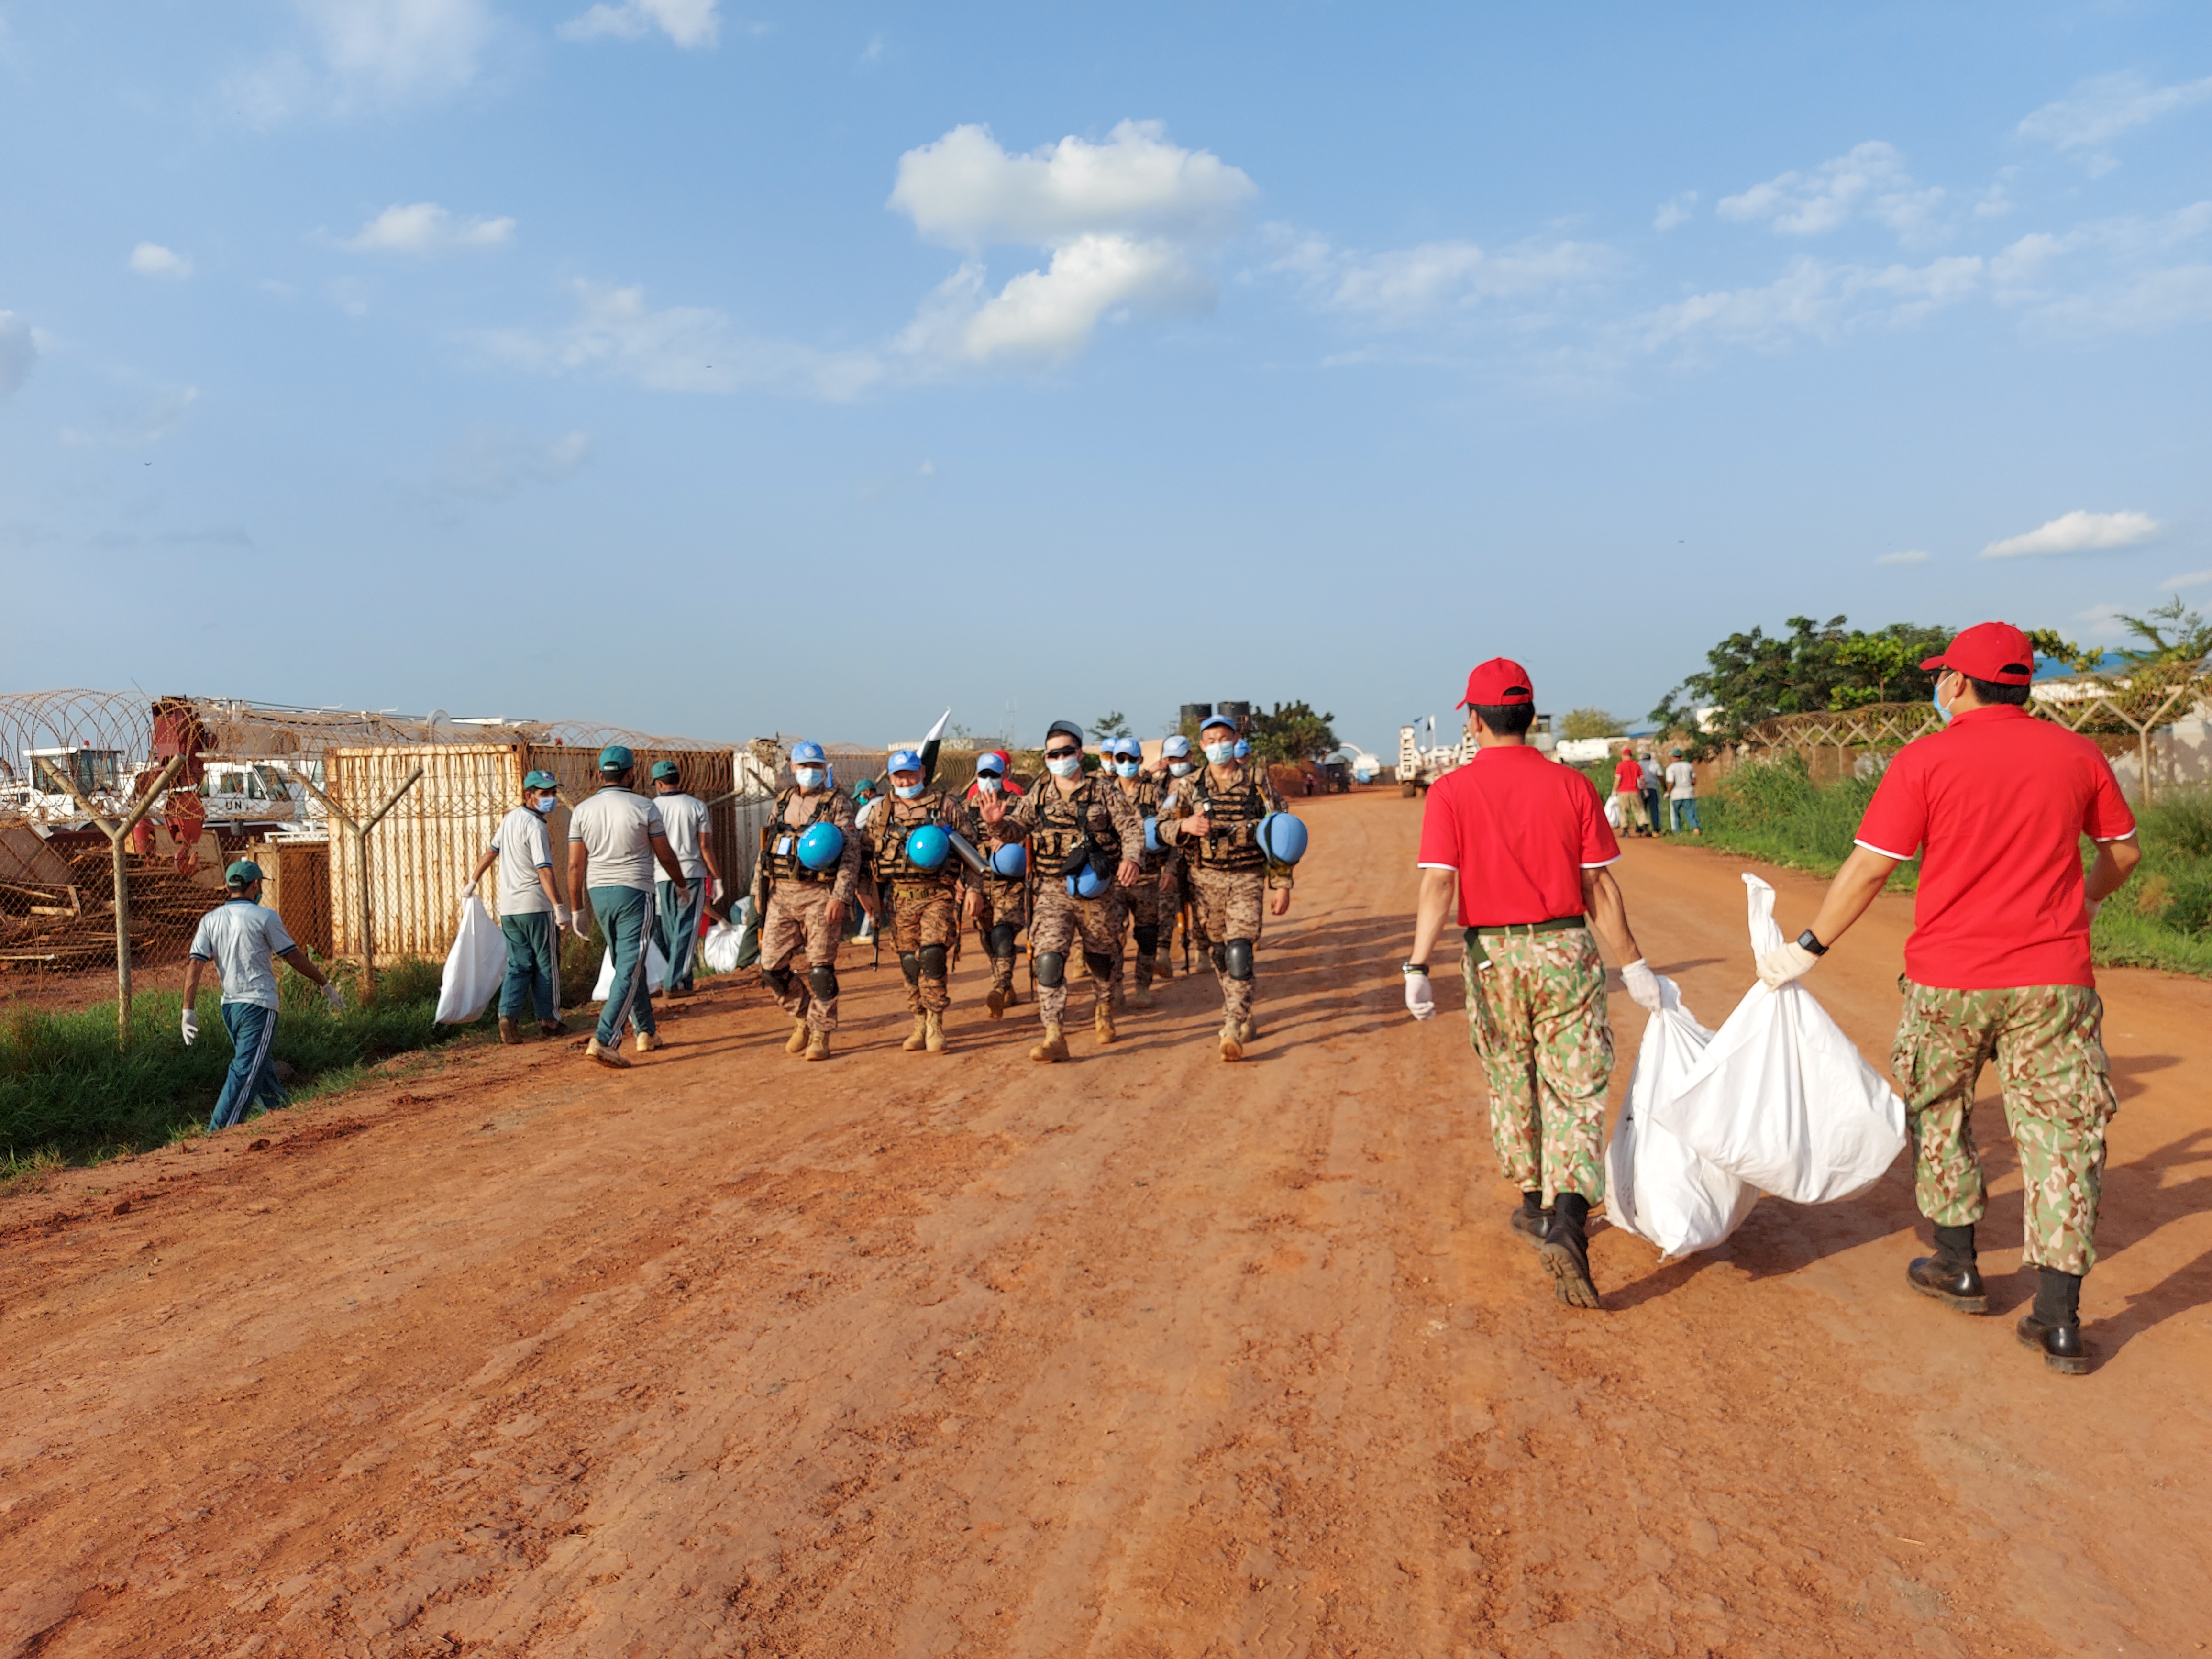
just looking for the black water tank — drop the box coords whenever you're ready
[1179,703,1212,727]
[1217,700,1252,727]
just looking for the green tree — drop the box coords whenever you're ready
[1560,707,1626,741]
[1250,700,1338,763]
[1649,616,1951,755]
[2115,597,2212,666]
[1092,710,1132,740]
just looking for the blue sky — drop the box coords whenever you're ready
[2,2,2208,755]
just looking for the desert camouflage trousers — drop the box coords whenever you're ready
[975,880,1025,996]
[762,883,842,1033]
[1028,885,1124,1028]
[1462,927,1612,1206]
[1892,980,2118,1277]
[887,880,959,1014]
[1121,867,1163,989]
[1188,866,1265,1027]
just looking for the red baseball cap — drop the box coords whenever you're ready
[1459,657,1536,707]
[1920,622,2035,686]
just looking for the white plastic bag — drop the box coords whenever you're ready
[1603,793,1624,830]
[700,897,757,974]
[593,938,668,1000]
[1605,974,1760,1260]
[435,895,509,1024]
[1648,874,1907,1205]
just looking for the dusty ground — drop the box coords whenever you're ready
[3,790,2208,1659]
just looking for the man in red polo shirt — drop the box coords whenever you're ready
[1610,747,1648,837]
[1404,657,1666,1310]
[1759,622,2141,1374]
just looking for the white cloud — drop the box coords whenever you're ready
[129,243,194,279]
[1991,202,2212,333]
[895,235,1208,366]
[559,0,719,49]
[1634,253,1982,352]
[1877,549,1930,565]
[341,201,514,253]
[224,0,500,124]
[432,425,593,499]
[1655,192,1698,232]
[2019,72,2212,152]
[0,312,42,402]
[1717,141,1951,245]
[2160,569,2212,590]
[480,279,884,400]
[1980,509,2162,559]
[1263,223,1616,331]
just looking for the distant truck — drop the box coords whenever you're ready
[1395,714,1555,793]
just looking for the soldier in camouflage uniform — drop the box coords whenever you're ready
[1151,734,1199,977]
[982,720,1145,1063]
[1159,715,1294,1061]
[872,749,982,1053]
[1404,659,1664,1312]
[1102,737,1172,1008]
[752,741,863,1062]
[1761,622,2140,1373]
[965,751,1028,1018]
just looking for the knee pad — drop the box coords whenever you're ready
[1083,950,1117,983]
[1225,938,1254,981]
[918,943,948,979]
[1134,924,1159,956]
[808,964,840,1002]
[1034,951,1065,988]
[899,951,922,986]
[762,965,794,998]
[987,923,1017,960]
[1209,942,1228,973]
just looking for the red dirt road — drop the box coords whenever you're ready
[4,790,2209,1658]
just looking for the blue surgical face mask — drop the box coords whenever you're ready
[894,781,925,800]
[532,794,559,816]
[1203,742,1236,765]
[1115,760,1140,778]
[1169,760,1194,777]
[1932,677,1955,725]
[795,766,826,789]
[1046,755,1083,780]
[976,774,1002,792]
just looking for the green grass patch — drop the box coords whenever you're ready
[0,953,492,1172]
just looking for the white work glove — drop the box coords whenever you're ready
[1404,972,1436,1021]
[570,911,592,942]
[180,1006,199,1046]
[321,982,345,1013]
[553,905,571,929]
[1621,958,1664,1013]
[1756,942,1820,990]
[712,879,727,902]
[463,879,479,900]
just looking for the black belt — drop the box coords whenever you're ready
[1464,914,1586,968]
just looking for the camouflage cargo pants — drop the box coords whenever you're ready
[1462,927,1612,1206]
[1188,866,1264,1027]
[888,880,959,1014]
[1122,867,1161,989]
[1892,980,2118,1277]
[762,883,841,1033]
[1028,885,1123,1027]
[976,880,1025,996]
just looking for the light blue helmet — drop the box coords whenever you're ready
[790,740,826,766]
[990,842,1027,879]
[1257,811,1308,866]
[1066,864,1109,899]
[796,821,845,871]
[1161,734,1191,760]
[887,748,922,775]
[1115,737,1142,760]
[905,824,951,872]
[1234,738,1251,759]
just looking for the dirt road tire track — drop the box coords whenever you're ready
[4,791,2208,1657]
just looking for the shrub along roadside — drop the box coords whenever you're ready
[0,954,489,1175]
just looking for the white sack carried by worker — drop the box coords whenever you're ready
[699,896,758,974]
[1604,973,1759,1261]
[593,938,668,1000]
[1648,874,1907,1205]
[434,894,509,1024]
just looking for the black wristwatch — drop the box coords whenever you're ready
[1400,960,1430,976]
[1796,929,1828,957]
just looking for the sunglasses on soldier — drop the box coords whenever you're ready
[1044,746,1080,760]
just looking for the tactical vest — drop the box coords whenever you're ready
[872,791,961,887]
[762,788,841,882]
[1118,776,1166,870]
[1029,775,1122,877]
[1186,768,1268,873]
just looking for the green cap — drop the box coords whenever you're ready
[225,859,264,887]
[598,744,634,773]
[523,769,559,791]
[649,759,680,781]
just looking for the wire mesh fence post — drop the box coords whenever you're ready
[282,763,421,1003]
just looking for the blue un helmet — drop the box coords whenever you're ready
[1066,863,1110,899]
[990,841,1027,878]
[905,824,951,872]
[1160,734,1191,760]
[1257,811,1309,866]
[796,821,845,871]
[1235,738,1251,760]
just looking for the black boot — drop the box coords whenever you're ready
[1907,1222,1988,1314]
[2017,1267,2090,1375]
[1508,1190,1550,1246]
[1539,1194,1601,1310]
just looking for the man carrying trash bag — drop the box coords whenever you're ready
[184,859,346,1131]
[566,746,689,1069]
[1759,621,2141,1374]
[464,769,571,1044]
[1403,658,1666,1310]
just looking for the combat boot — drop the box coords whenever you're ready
[1127,981,1155,1010]
[498,1016,521,1045]
[1907,1224,1987,1314]
[1540,1194,1602,1309]
[634,1030,665,1053]
[1508,1191,1551,1246]
[785,1018,811,1055]
[1237,1016,1258,1044]
[1094,1002,1117,1045]
[925,1008,947,1052]
[804,1028,831,1062]
[1219,1021,1243,1062]
[1029,1023,1068,1062]
[1155,951,1173,982]
[586,1036,630,1070]
[901,1013,929,1052]
[985,985,1007,1020]
[2017,1267,2090,1375]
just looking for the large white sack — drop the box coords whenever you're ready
[700,896,757,974]
[593,939,668,1000]
[1604,975,1760,1261]
[1648,874,1907,1205]
[434,896,509,1024]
